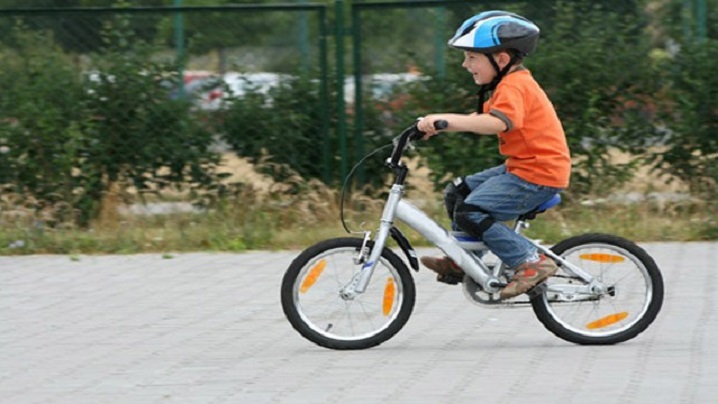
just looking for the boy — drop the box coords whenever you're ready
[417,11,571,299]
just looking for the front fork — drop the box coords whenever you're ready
[340,185,403,299]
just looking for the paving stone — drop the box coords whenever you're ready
[0,243,715,403]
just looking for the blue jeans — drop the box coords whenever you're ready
[455,164,562,268]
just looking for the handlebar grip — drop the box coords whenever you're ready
[388,119,450,168]
[409,119,449,141]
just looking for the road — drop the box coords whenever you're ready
[1,242,716,403]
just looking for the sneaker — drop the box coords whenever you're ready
[420,256,464,284]
[499,255,558,300]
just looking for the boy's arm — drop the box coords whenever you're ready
[417,113,507,138]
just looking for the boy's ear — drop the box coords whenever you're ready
[496,51,512,69]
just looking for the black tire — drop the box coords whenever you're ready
[281,237,416,350]
[531,233,664,345]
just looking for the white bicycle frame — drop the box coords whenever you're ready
[339,123,607,301]
[342,183,606,300]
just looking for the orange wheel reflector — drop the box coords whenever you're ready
[300,259,326,294]
[382,278,395,316]
[586,312,629,329]
[579,253,625,263]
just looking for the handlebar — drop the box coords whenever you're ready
[388,119,448,168]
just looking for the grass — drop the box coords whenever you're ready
[1,156,715,255]
[0,187,715,256]
[526,201,718,243]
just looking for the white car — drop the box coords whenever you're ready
[194,72,288,111]
[343,73,424,104]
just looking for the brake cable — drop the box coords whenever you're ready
[339,119,443,234]
[339,143,394,234]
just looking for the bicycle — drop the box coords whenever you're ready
[280,120,664,350]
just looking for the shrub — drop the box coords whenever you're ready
[529,2,661,196]
[648,39,718,197]
[219,74,392,190]
[0,30,94,224]
[82,22,221,215]
[0,20,222,226]
[218,76,325,185]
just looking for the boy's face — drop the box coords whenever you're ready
[462,51,500,85]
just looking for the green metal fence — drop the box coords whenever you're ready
[0,1,715,198]
[0,3,332,179]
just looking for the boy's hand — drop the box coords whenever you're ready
[418,112,506,136]
[417,115,447,139]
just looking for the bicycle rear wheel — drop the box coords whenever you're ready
[281,238,416,350]
[531,233,664,345]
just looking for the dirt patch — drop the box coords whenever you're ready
[216,150,688,199]
[606,150,688,194]
[216,153,274,193]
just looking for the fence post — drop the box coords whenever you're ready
[435,6,446,78]
[319,7,331,184]
[335,0,348,182]
[696,0,707,42]
[351,6,365,184]
[297,0,310,72]
[173,0,185,97]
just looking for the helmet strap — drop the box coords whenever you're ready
[476,53,521,113]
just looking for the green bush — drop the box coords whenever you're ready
[0,30,94,223]
[528,2,661,196]
[83,23,221,208]
[648,39,718,197]
[218,76,325,185]
[0,21,222,226]
[218,74,392,190]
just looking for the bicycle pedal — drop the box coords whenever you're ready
[527,283,548,298]
[436,274,463,285]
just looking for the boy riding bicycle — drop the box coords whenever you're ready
[417,11,571,299]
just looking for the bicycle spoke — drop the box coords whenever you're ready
[535,237,661,343]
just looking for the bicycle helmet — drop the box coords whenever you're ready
[448,11,540,56]
[449,11,540,111]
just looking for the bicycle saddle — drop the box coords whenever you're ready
[518,193,562,221]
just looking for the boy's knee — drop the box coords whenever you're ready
[454,202,495,238]
[443,177,470,220]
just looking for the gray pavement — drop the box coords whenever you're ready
[0,242,716,404]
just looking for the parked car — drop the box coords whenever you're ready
[343,72,424,104]
[190,72,288,111]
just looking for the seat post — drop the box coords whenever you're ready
[513,218,529,234]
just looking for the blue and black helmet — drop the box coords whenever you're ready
[448,11,540,57]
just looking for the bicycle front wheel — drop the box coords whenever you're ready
[281,238,416,350]
[531,233,664,345]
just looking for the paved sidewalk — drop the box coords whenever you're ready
[0,243,716,404]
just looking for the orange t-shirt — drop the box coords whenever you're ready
[483,69,571,188]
